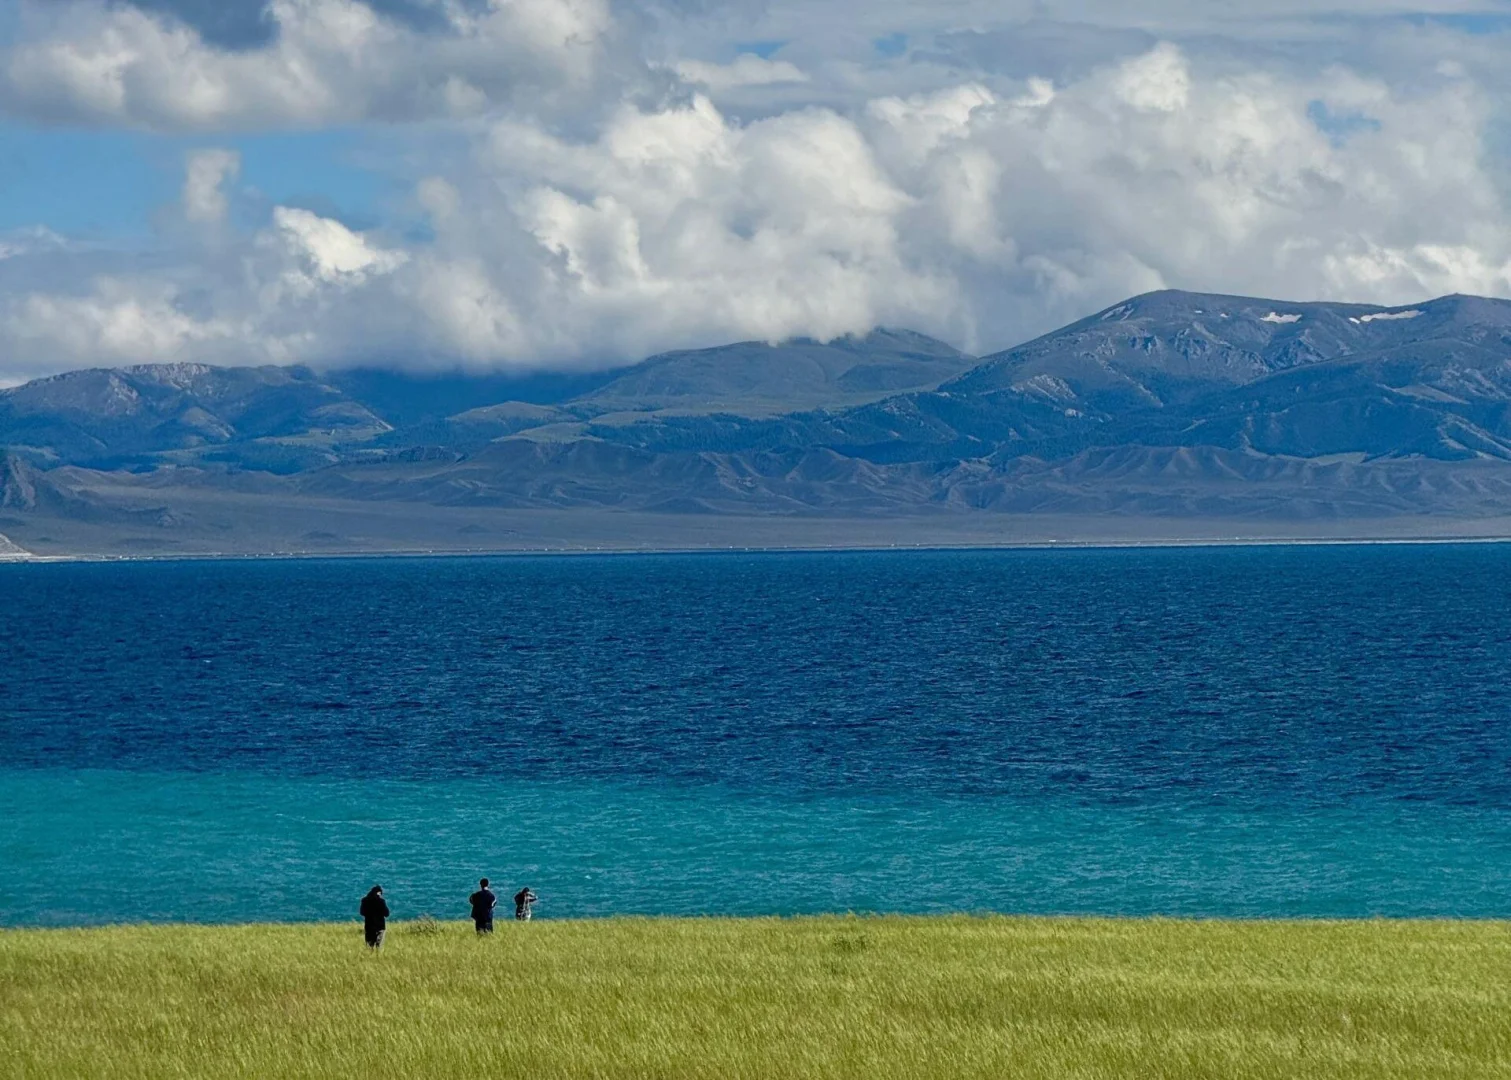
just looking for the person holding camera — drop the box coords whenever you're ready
[359,885,389,949]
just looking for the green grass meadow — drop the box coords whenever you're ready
[2,917,1508,1078]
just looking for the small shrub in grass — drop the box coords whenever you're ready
[407,914,443,937]
[829,932,872,954]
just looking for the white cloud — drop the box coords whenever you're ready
[673,55,810,91]
[182,149,240,223]
[397,43,1508,361]
[1112,41,1191,112]
[3,24,1511,380]
[455,93,951,359]
[0,226,72,261]
[270,207,408,284]
[7,280,242,366]
[0,205,411,378]
[1,0,622,129]
[682,0,1511,47]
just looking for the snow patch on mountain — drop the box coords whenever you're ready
[1011,373,1078,402]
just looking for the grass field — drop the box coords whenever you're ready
[2,916,1508,1078]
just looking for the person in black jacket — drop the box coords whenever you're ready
[360,885,389,949]
[513,885,538,921]
[469,878,497,934]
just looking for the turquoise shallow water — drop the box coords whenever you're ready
[2,769,1509,924]
[2,545,1509,923]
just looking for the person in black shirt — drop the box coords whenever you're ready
[359,885,389,949]
[513,886,538,921]
[469,878,497,934]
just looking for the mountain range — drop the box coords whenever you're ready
[4,290,1511,555]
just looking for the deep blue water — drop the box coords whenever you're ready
[2,545,1509,925]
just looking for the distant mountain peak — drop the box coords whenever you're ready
[1089,288,1374,323]
[788,326,968,356]
[946,288,1511,403]
[119,362,219,380]
[572,329,976,415]
[1095,287,1511,323]
[5,290,1511,531]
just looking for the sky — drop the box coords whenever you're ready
[1,0,1511,383]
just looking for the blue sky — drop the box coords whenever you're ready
[1,0,1510,384]
[0,125,401,236]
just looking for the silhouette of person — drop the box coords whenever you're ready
[360,885,389,949]
[514,886,538,921]
[469,878,497,934]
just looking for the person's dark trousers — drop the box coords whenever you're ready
[474,919,494,934]
[365,928,385,949]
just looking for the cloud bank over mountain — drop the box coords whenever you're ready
[0,0,1510,383]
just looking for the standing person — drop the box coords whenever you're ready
[469,878,497,934]
[360,885,389,949]
[513,885,538,921]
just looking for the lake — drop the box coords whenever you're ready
[2,545,1509,924]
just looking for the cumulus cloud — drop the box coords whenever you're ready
[378,44,1511,362]
[0,0,623,129]
[3,13,1511,381]
[695,0,1511,47]
[182,149,240,223]
[0,178,412,378]
[672,55,809,91]
[0,226,72,261]
[7,279,243,367]
[269,207,408,285]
